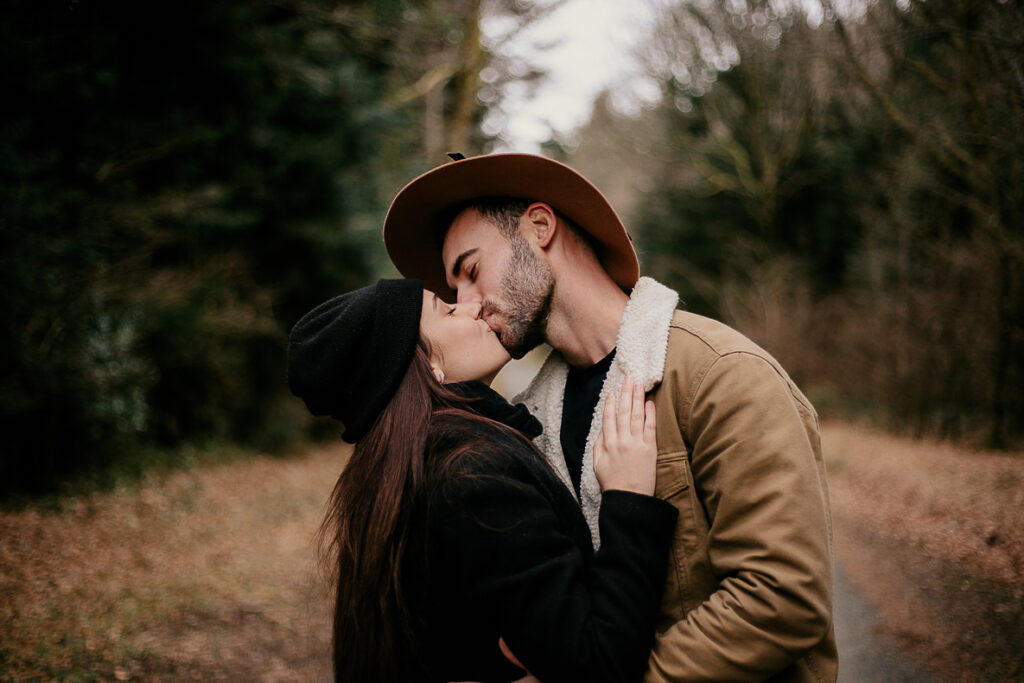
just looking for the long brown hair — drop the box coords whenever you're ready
[317,339,525,682]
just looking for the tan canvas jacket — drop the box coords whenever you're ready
[515,277,838,682]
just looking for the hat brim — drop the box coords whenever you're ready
[382,153,638,301]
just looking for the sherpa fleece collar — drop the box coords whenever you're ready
[514,277,679,548]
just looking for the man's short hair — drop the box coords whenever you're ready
[461,196,596,252]
[465,197,531,238]
[445,196,603,268]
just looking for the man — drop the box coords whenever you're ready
[383,153,838,682]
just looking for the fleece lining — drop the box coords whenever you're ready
[515,277,679,547]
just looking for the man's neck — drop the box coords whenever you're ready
[544,270,629,368]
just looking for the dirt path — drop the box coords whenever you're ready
[824,422,1024,683]
[833,564,934,683]
[2,423,1021,681]
[0,445,349,681]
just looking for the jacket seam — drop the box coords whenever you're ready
[687,347,816,423]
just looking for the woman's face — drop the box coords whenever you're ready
[420,289,511,384]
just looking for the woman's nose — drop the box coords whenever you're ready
[460,301,482,319]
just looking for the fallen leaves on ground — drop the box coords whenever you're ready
[824,421,1024,682]
[3,424,1022,681]
[0,443,351,681]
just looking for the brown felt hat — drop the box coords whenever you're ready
[382,153,638,301]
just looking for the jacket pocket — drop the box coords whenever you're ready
[655,451,690,499]
[655,452,702,555]
[654,451,702,626]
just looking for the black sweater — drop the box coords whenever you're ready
[404,383,678,683]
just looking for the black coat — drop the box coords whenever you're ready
[404,384,678,683]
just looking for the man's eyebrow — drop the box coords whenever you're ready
[450,248,478,281]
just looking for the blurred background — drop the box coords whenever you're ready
[1,0,1022,681]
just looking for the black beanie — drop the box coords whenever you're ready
[287,278,423,442]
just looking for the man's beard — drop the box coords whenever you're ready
[493,234,554,359]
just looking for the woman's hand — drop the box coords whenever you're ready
[593,376,657,495]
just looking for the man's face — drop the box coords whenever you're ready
[442,207,554,359]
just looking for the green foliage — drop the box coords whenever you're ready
[636,5,867,314]
[0,0,437,496]
[629,0,1024,446]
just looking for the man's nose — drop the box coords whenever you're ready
[456,286,482,308]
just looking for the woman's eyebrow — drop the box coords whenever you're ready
[432,293,438,310]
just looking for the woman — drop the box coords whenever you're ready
[287,278,677,683]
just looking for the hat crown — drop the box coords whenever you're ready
[382,153,638,301]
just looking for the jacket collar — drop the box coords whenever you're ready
[515,277,679,546]
[447,380,543,439]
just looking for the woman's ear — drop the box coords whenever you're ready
[431,364,445,384]
[524,202,557,247]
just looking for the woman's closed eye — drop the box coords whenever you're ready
[446,305,457,316]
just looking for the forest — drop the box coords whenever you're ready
[2,0,1022,498]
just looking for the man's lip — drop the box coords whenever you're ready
[482,315,502,343]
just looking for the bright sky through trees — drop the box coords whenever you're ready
[485,0,655,150]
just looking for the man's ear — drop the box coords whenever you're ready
[523,202,558,248]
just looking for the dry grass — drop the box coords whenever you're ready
[0,443,351,682]
[3,424,1022,681]
[824,420,1024,682]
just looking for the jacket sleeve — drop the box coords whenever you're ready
[433,453,678,683]
[646,352,834,682]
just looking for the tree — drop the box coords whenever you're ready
[0,0,492,496]
[823,0,1024,445]
[609,0,1023,445]
[629,1,864,362]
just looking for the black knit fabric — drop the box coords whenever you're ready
[447,380,543,439]
[287,278,423,442]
